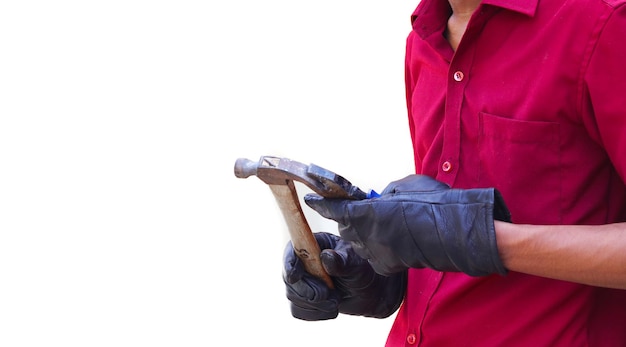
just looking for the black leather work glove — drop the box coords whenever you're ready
[304,174,512,277]
[283,232,406,321]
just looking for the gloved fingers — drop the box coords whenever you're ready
[303,194,350,225]
[285,274,336,306]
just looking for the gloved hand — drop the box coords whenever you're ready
[283,232,406,321]
[304,174,512,277]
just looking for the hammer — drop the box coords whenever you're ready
[234,155,377,289]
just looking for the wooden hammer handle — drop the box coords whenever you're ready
[269,181,335,289]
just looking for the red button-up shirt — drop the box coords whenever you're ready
[386,0,626,345]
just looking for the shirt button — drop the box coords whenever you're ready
[453,71,464,81]
[442,161,452,172]
[406,333,417,345]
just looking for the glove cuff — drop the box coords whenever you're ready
[432,187,510,276]
[474,187,510,276]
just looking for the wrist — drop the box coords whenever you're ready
[494,221,533,270]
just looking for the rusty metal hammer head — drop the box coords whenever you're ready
[234,155,369,200]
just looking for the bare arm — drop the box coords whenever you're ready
[495,221,626,289]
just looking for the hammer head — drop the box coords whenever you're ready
[234,155,368,199]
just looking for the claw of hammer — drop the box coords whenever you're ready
[234,155,376,289]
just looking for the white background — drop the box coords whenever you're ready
[0,1,417,346]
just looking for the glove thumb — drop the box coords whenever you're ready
[320,249,348,277]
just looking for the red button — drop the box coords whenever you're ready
[406,333,417,345]
[442,161,452,172]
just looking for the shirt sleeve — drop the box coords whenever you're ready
[583,3,626,181]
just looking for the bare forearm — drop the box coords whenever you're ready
[495,221,626,289]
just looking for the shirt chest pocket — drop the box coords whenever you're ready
[478,112,561,224]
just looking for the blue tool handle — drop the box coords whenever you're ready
[366,189,381,199]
